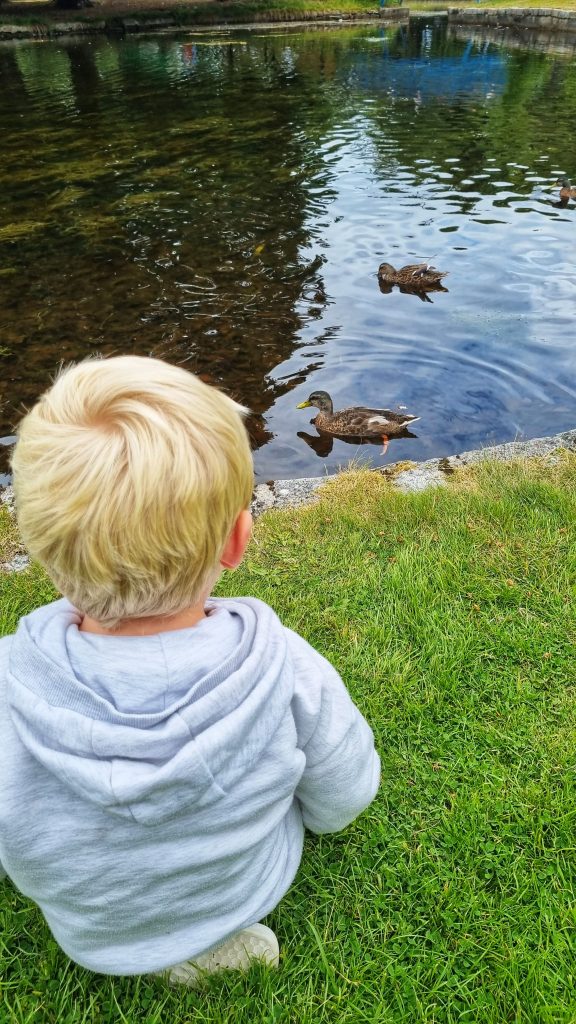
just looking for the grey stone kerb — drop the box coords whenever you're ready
[2,427,576,571]
[251,427,576,515]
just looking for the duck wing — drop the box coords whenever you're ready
[399,263,429,276]
[329,407,419,436]
[365,409,420,428]
[400,262,448,284]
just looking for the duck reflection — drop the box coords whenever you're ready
[377,278,449,303]
[297,426,418,458]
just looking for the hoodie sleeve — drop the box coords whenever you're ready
[286,629,380,834]
[0,638,10,879]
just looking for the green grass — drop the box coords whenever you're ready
[146,0,382,26]
[444,0,576,9]
[0,0,402,32]
[4,0,576,30]
[1,453,576,1022]
[0,0,382,29]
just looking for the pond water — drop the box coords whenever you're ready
[1,19,576,481]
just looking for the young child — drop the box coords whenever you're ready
[0,356,380,984]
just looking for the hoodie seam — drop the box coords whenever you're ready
[158,636,170,712]
[88,718,138,823]
[175,709,228,797]
[107,754,139,824]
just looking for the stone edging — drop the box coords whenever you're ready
[3,7,576,42]
[251,427,576,514]
[0,9,405,40]
[448,6,576,33]
[3,427,576,571]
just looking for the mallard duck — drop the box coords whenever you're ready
[297,391,419,454]
[377,262,448,288]
[554,178,576,202]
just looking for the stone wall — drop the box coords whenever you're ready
[449,19,576,54]
[448,6,576,34]
[0,10,405,41]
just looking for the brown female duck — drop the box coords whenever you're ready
[555,179,576,202]
[297,390,419,454]
[377,261,448,288]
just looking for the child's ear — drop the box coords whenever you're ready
[220,510,253,570]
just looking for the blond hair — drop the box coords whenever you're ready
[11,356,253,626]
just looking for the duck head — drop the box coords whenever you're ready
[297,390,334,414]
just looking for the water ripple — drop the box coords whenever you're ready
[1,23,576,480]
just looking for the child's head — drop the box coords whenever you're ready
[11,356,253,627]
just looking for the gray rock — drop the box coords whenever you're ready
[1,553,30,573]
[449,428,576,466]
[0,485,15,513]
[391,466,448,494]
[251,482,276,517]
[272,476,326,508]
[251,476,325,516]
[0,486,29,573]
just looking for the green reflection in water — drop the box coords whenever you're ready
[1,22,576,477]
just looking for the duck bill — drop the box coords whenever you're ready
[296,401,311,409]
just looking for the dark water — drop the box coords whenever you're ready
[1,20,576,481]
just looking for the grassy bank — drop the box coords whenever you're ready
[0,0,383,30]
[4,0,576,32]
[1,453,575,1022]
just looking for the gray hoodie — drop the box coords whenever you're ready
[0,596,380,974]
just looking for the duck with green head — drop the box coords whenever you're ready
[297,390,419,454]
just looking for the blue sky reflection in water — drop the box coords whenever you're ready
[1,20,576,479]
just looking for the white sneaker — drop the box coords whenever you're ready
[163,924,280,986]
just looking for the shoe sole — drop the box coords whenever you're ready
[164,924,280,986]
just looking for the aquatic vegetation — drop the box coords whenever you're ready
[48,186,90,211]
[0,221,48,243]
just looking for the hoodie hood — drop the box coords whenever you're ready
[7,598,292,825]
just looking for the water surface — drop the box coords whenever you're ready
[1,20,576,479]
